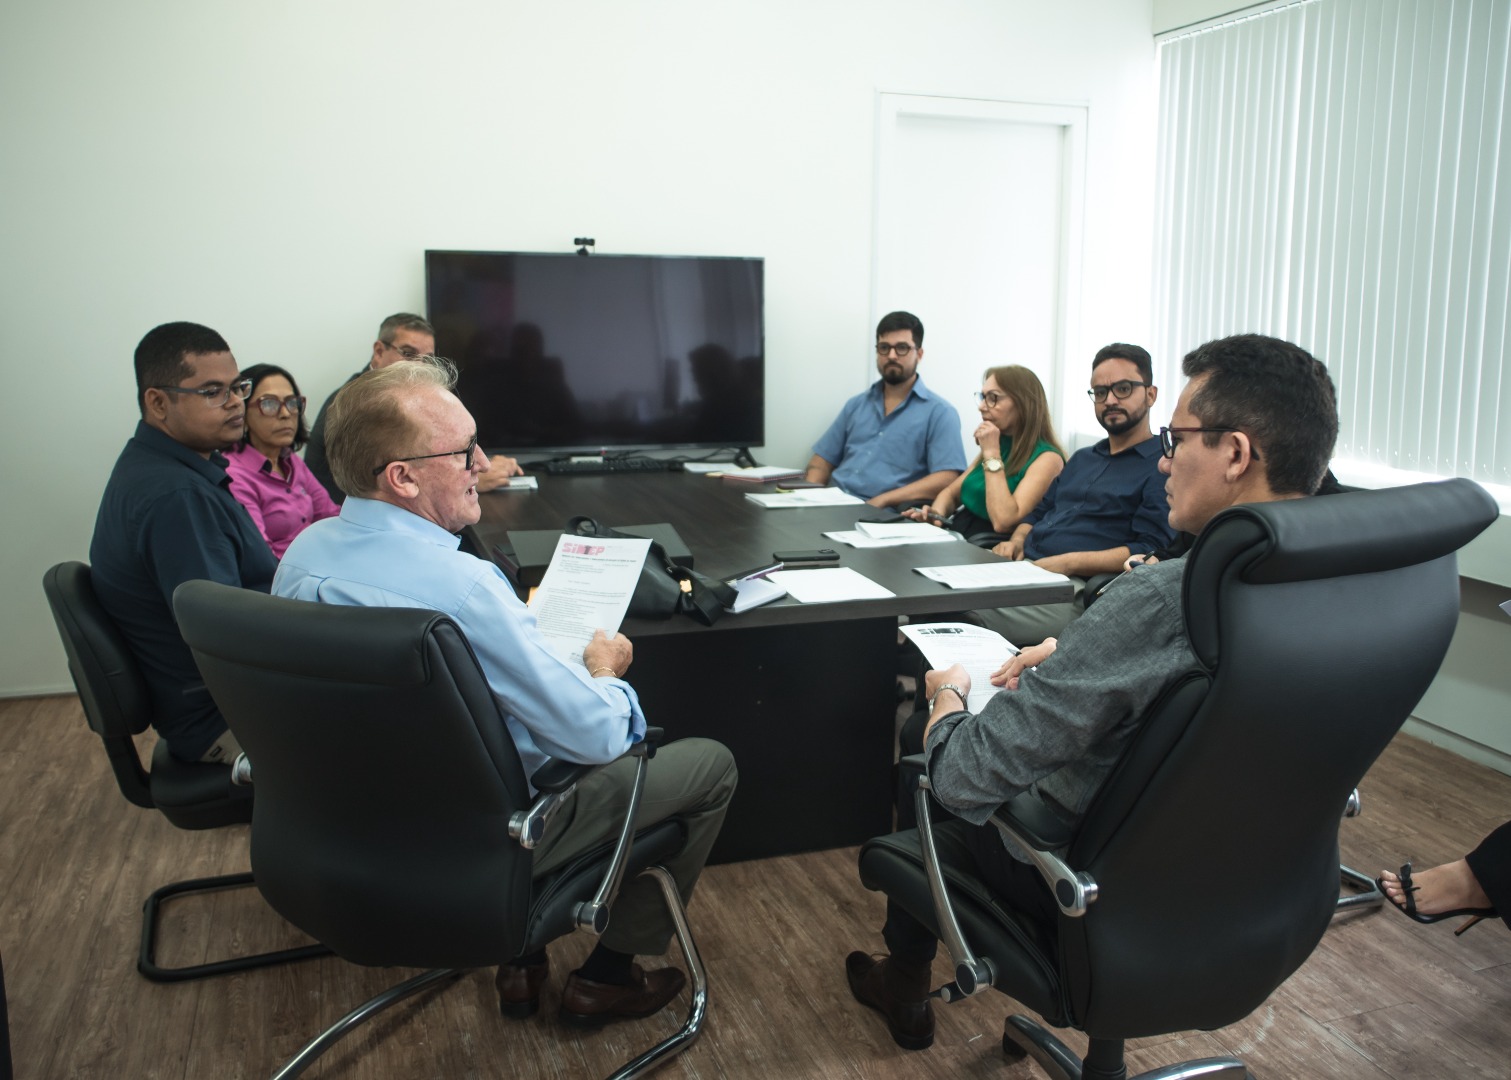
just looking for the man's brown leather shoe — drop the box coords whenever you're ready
[495,960,549,1019]
[845,951,935,1050]
[559,964,686,1027]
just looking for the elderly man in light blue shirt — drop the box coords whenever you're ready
[805,311,966,507]
[275,356,736,1029]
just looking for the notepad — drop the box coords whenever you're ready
[767,567,895,603]
[745,489,864,509]
[913,562,1069,589]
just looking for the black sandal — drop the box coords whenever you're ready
[1377,861,1498,935]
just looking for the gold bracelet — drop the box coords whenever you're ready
[590,666,617,678]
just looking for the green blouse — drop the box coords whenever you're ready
[958,437,1061,520]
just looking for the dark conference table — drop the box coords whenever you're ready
[465,472,1072,863]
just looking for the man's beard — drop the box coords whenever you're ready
[881,364,911,386]
[1098,406,1143,436]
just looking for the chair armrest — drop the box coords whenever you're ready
[907,762,1101,1003]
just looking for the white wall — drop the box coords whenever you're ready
[0,0,1159,696]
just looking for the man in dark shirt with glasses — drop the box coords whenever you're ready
[977,343,1176,645]
[304,313,523,503]
[90,322,278,764]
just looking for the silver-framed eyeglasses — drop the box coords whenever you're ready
[153,379,253,408]
[1088,380,1151,402]
[373,434,478,475]
[876,342,916,357]
[382,341,427,360]
[251,394,307,417]
[976,390,1007,407]
[1159,426,1261,460]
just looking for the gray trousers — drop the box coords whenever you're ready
[973,574,1089,647]
[531,737,738,956]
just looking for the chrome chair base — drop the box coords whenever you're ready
[1337,864,1386,913]
[267,865,706,1080]
[1002,1015,1251,1080]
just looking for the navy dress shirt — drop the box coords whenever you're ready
[90,422,278,760]
[1021,436,1175,560]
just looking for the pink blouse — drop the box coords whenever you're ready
[224,443,340,558]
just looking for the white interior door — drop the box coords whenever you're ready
[874,94,1086,455]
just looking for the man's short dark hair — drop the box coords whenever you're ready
[876,311,924,348]
[134,322,231,416]
[1092,342,1154,385]
[377,313,435,344]
[1182,334,1339,497]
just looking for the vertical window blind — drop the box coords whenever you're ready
[1154,0,1511,490]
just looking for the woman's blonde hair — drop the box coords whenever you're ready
[980,365,1064,477]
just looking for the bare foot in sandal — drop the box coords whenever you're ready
[1379,859,1493,917]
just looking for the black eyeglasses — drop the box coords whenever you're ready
[1088,380,1151,402]
[251,394,307,417]
[153,380,254,407]
[373,435,478,475]
[876,342,916,357]
[975,391,1007,407]
[382,341,427,360]
[1159,426,1261,460]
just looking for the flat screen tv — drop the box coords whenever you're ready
[425,250,764,454]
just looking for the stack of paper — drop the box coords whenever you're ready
[825,521,959,547]
[913,562,1069,589]
[766,567,895,603]
[716,465,805,483]
[745,489,864,509]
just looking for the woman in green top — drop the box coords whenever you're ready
[900,365,1065,546]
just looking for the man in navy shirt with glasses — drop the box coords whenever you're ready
[90,322,278,765]
[977,343,1176,646]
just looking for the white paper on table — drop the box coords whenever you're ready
[681,462,728,474]
[527,534,651,665]
[914,561,1070,590]
[745,488,865,508]
[718,465,804,481]
[854,520,948,541]
[766,567,895,603]
[902,622,1020,713]
[492,475,538,490]
[1501,598,1511,619]
[825,528,959,548]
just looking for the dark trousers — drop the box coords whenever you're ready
[1466,820,1511,929]
[885,708,1056,965]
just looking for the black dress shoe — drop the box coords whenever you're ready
[846,951,934,1050]
[559,964,686,1027]
[495,960,549,1018]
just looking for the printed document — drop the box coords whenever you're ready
[901,622,1020,713]
[745,488,864,509]
[825,528,958,548]
[766,567,895,603]
[527,534,651,665]
[914,561,1069,589]
[854,520,948,541]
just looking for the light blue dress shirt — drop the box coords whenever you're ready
[273,497,646,786]
[812,376,966,500]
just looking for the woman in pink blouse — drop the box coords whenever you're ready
[225,364,340,557]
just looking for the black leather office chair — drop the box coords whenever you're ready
[172,579,707,1080]
[859,479,1496,1080]
[41,561,329,982]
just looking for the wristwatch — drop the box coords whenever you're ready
[983,457,1004,473]
[929,683,969,712]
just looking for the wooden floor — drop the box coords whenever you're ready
[2,693,1508,1080]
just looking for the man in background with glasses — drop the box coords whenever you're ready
[805,311,966,507]
[304,312,523,503]
[89,321,278,765]
[977,343,1176,647]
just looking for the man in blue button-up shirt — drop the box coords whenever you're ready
[805,311,966,507]
[90,322,277,765]
[979,343,1177,645]
[275,356,736,1027]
